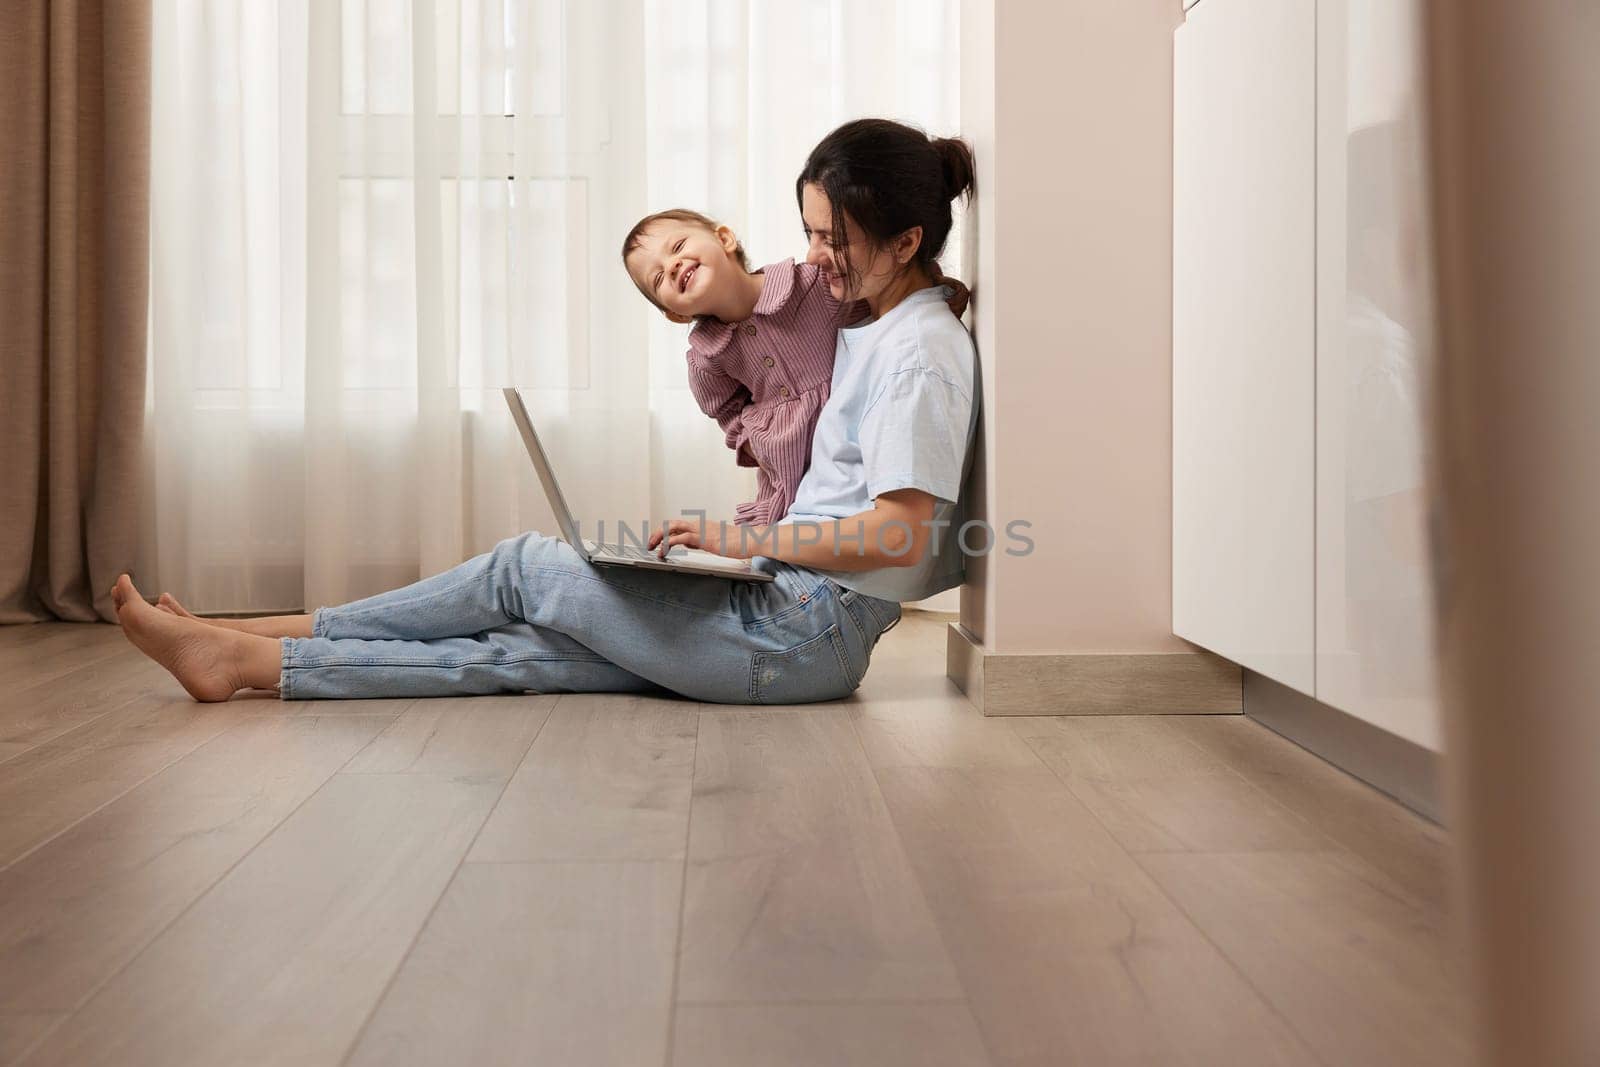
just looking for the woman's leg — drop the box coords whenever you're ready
[119,533,897,705]
[160,530,596,642]
[309,532,592,643]
[294,531,768,700]
[301,530,848,702]
[118,574,664,702]
[155,595,312,638]
[279,622,665,700]
[344,533,879,705]
[154,531,593,643]
[157,531,783,660]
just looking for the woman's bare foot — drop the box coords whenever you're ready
[115,575,248,702]
[154,593,313,639]
[156,592,201,620]
[156,593,250,633]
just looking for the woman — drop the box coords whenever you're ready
[114,119,979,705]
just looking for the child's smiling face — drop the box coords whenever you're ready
[625,220,742,323]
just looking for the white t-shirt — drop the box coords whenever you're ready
[775,285,979,602]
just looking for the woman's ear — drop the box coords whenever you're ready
[895,226,924,264]
[663,308,693,325]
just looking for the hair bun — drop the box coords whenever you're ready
[932,136,976,202]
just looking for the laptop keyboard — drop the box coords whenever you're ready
[605,543,666,562]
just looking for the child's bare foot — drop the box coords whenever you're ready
[115,575,246,702]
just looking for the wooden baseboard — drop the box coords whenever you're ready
[946,624,1242,716]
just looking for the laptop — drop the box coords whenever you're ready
[503,388,774,583]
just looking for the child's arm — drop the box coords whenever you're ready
[685,348,758,467]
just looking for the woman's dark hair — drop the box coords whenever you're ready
[796,118,975,296]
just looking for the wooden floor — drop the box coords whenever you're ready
[0,614,1469,1066]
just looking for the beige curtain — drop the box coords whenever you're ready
[0,1,151,623]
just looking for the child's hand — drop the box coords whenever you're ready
[936,274,972,319]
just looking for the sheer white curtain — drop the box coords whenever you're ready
[142,0,961,614]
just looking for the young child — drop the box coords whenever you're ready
[622,208,966,526]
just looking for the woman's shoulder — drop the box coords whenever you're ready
[882,291,975,374]
[842,296,974,403]
[908,290,973,341]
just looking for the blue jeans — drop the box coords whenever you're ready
[277,531,902,704]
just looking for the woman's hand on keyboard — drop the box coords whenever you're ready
[650,517,750,559]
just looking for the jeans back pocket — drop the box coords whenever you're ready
[749,623,858,705]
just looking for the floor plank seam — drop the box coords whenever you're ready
[1007,718,1331,1065]
[673,996,974,1007]
[459,856,689,867]
[0,652,165,771]
[0,705,126,773]
[2,641,140,697]
[1008,714,1345,855]
[659,703,704,1067]
[336,695,559,1067]
[1176,718,1450,908]
[0,640,138,701]
[18,699,429,1064]
[0,698,238,875]
[10,1013,68,1065]
[1124,843,1340,857]
[1123,847,1335,1067]
[841,704,1002,1067]
[1173,720,1364,851]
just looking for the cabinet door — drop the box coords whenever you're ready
[1173,0,1316,694]
[1314,0,1441,749]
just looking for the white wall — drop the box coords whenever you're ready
[961,0,1191,656]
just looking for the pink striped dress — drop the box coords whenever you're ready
[685,259,866,526]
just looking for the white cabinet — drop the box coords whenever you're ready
[1174,0,1441,750]
[1172,0,1317,695]
[1314,0,1440,749]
